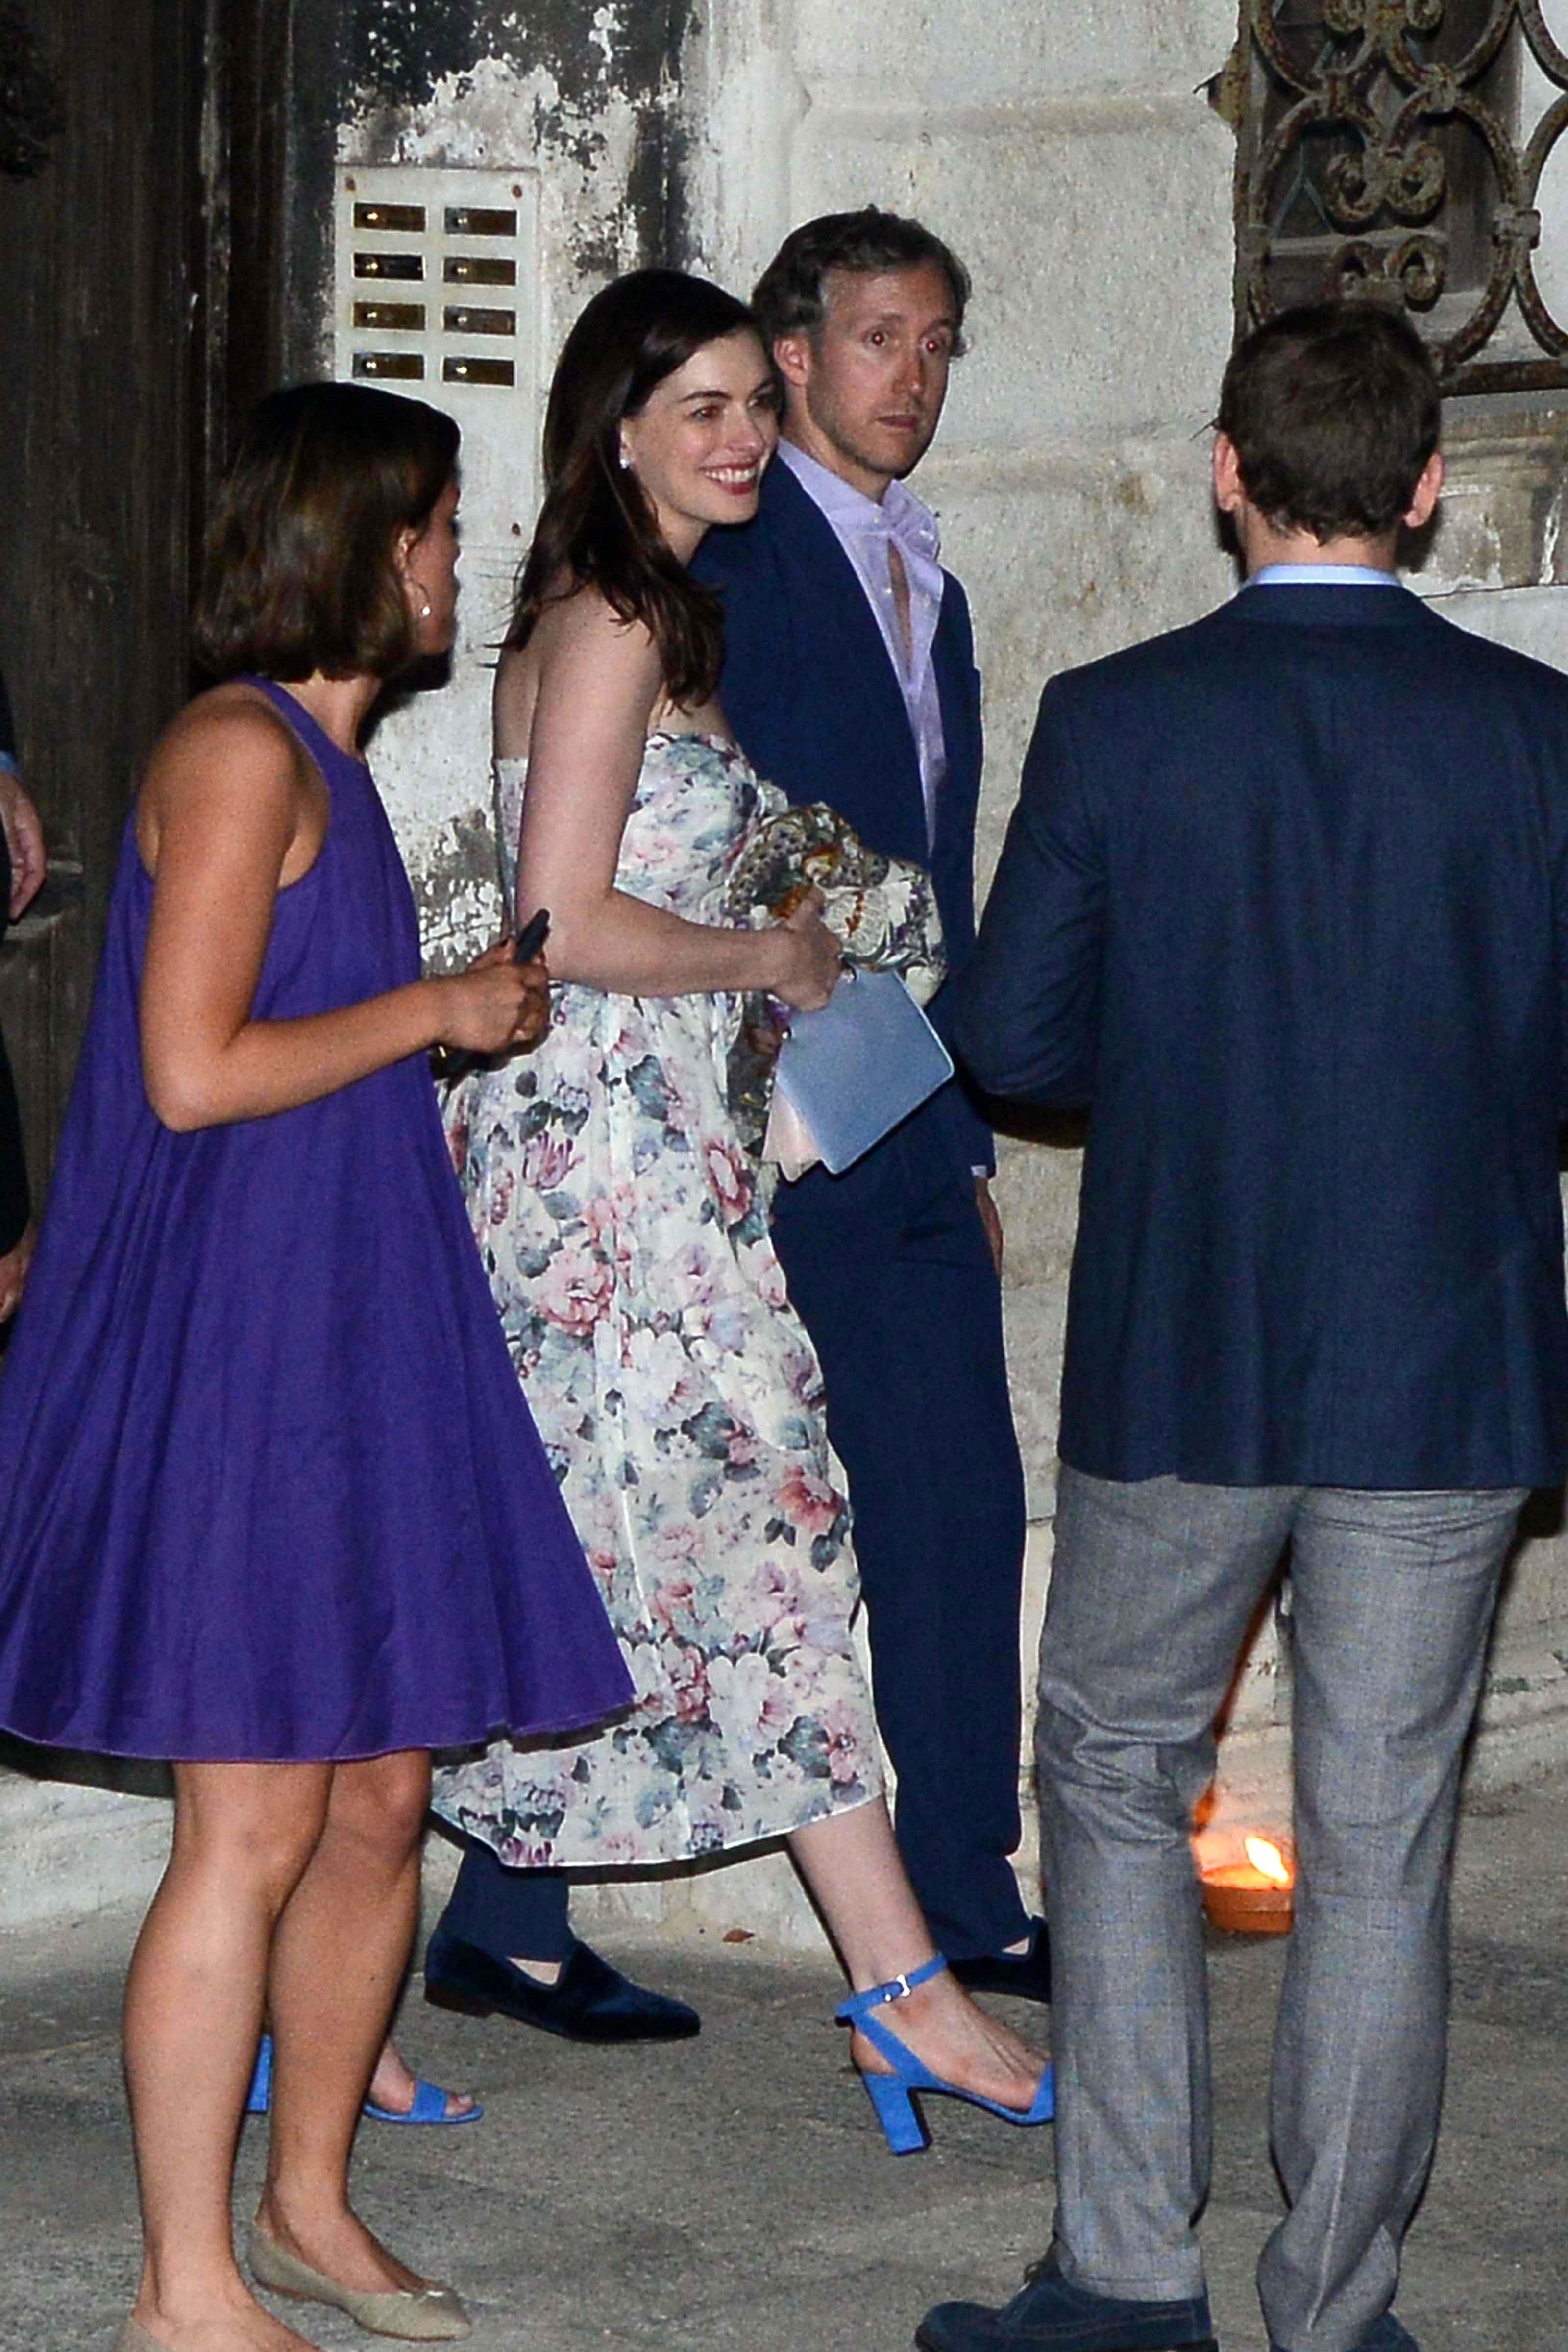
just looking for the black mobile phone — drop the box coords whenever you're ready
[512,906,551,964]
[438,909,554,1082]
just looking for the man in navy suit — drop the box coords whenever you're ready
[918,305,1567,2352]
[695,211,1045,1995]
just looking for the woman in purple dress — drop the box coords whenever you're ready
[0,384,631,2352]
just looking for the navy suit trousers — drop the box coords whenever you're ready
[771,1114,1029,1959]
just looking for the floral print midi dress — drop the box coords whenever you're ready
[432,731,883,1866]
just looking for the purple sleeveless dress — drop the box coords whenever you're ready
[0,680,632,1761]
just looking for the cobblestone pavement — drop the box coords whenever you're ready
[1,1776,1565,2352]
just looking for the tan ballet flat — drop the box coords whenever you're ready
[248,2227,471,2341]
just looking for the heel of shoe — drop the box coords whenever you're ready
[245,2033,272,2116]
[838,1957,1054,2151]
[862,2067,930,2156]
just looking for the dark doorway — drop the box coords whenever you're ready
[0,0,288,1196]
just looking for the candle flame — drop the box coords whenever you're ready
[1244,1835,1292,1887]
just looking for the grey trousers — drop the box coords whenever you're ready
[1036,1469,1525,2352]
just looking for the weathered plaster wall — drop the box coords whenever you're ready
[279,0,698,965]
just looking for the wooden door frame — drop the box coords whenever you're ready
[0,0,291,1197]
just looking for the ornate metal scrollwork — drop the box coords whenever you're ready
[0,2,62,180]
[1225,0,1568,390]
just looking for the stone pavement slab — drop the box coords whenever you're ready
[1,1775,1565,2352]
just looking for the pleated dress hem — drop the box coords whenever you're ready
[0,1694,636,1769]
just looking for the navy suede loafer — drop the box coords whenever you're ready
[1270,2318,1418,2352]
[948,1917,1053,2006]
[917,2256,1217,2352]
[422,1927,700,2042]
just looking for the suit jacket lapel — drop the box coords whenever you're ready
[931,592,979,858]
[767,463,928,835]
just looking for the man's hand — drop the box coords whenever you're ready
[0,771,46,920]
[0,1220,36,1322]
[975,1175,1004,1278]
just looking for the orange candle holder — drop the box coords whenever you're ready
[1199,1834,1295,1936]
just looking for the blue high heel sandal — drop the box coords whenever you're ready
[245,2033,481,2126]
[835,1954,1055,2155]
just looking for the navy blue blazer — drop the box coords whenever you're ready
[694,457,993,1178]
[956,582,1568,1490]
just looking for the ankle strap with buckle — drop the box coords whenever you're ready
[834,1952,948,2025]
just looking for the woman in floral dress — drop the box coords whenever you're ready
[432,270,1050,2138]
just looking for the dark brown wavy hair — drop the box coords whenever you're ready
[507,270,767,706]
[193,382,460,684]
[1217,302,1440,543]
[752,208,971,356]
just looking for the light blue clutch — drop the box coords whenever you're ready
[774,966,954,1174]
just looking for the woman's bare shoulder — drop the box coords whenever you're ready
[138,683,307,846]
[496,589,663,762]
[154,681,303,775]
[497,589,663,753]
[533,582,661,672]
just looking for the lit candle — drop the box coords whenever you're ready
[1200,1833,1295,1935]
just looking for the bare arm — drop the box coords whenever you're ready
[503,600,839,1009]
[138,699,539,1132]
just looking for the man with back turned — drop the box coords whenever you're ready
[919,304,1567,2352]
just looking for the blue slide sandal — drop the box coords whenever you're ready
[245,2033,482,2125]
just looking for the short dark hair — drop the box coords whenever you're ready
[508,269,767,707]
[193,381,460,683]
[1217,301,1441,543]
[752,207,971,356]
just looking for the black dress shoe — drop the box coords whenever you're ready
[917,2255,1216,2352]
[422,1927,700,2042]
[948,1917,1052,2005]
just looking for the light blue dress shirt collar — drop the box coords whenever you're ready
[1246,563,1401,588]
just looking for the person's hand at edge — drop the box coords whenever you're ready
[0,1219,36,1321]
[0,771,46,920]
[975,1175,1004,1278]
